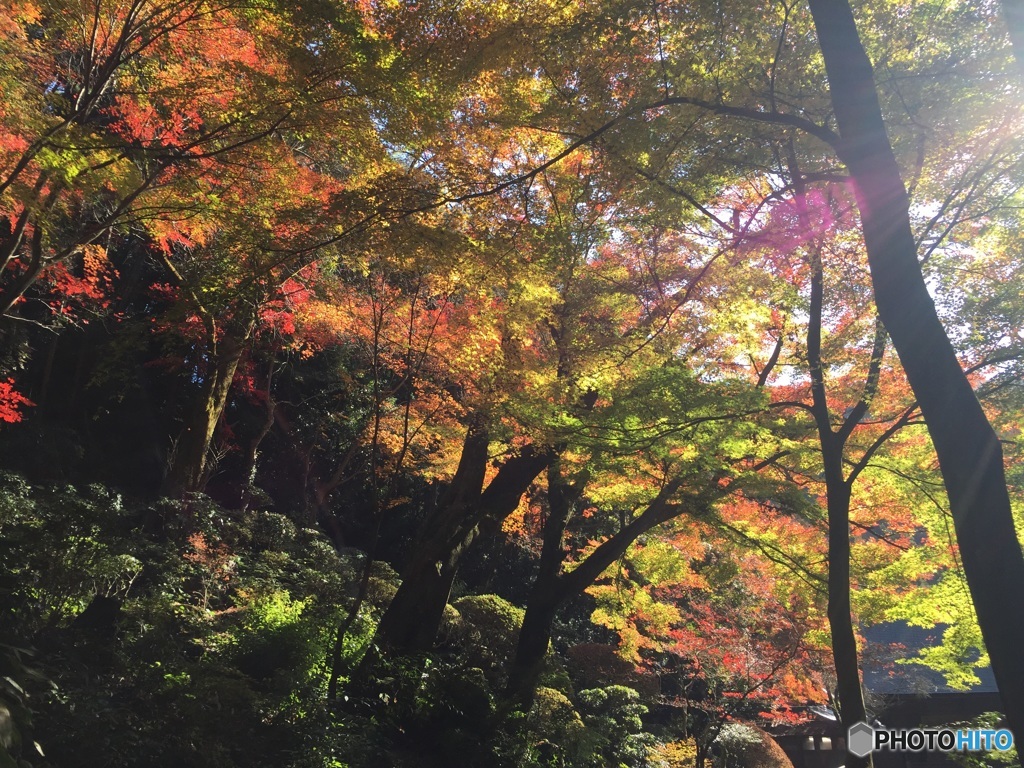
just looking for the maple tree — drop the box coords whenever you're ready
[0,0,299,312]
[656,28,1024,757]
[363,136,777,683]
[728,176,929,768]
[1,1,1024,766]
[587,534,828,768]
[805,0,1024,748]
[576,0,1024,751]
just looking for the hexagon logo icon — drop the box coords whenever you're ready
[848,722,875,758]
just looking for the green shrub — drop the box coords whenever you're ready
[576,685,655,768]
[451,594,524,686]
[0,476,357,767]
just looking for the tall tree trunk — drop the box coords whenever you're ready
[808,0,1024,747]
[825,477,869,768]
[504,458,579,708]
[793,147,871,768]
[163,330,248,497]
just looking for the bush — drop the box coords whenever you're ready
[576,685,655,768]
[713,724,793,768]
[0,477,354,767]
[451,594,524,686]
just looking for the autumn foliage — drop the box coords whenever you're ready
[1,0,1023,767]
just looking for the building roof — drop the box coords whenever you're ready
[860,622,997,695]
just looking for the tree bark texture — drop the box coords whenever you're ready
[808,0,1024,748]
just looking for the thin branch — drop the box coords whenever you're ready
[837,317,887,443]
[846,403,921,485]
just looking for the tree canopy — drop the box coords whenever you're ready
[1,0,1023,767]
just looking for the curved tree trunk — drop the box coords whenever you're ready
[371,422,490,653]
[504,480,683,708]
[505,592,561,708]
[371,428,550,656]
[808,0,1024,748]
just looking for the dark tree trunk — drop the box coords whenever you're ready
[825,477,869,768]
[504,458,579,708]
[372,546,466,653]
[372,422,490,653]
[809,0,1024,748]
[163,330,248,497]
[371,429,550,656]
[0,225,45,316]
[794,150,871,768]
[505,593,560,708]
[504,481,683,707]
